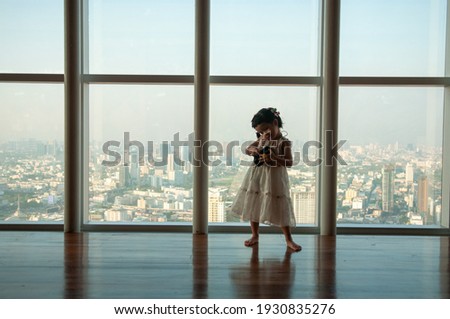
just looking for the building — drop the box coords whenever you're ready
[119,166,131,187]
[417,175,429,214]
[130,149,140,186]
[291,188,316,224]
[208,188,226,223]
[405,163,414,185]
[104,209,131,222]
[345,188,358,201]
[151,175,163,189]
[137,198,147,210]
[382,165,395,212]
[352,196,367,210]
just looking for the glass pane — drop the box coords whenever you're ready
[338,87,443,226]
[88,0,195,75]
[340,0,447,76]
[0,84,64,222]
[0,0,63,73]
[209,86,318,225]
[211,0,321,76]
[88,85,194,223]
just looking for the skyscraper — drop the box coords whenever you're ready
[417,175,428,214]
[167,153,175,173]
[291,187,315,224]
[382,165,395,212]
[130,149,140,186]
[405,163,414,185]
[119,165,131,187]
[208,188,226,222]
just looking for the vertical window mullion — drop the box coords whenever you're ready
[64,0,82,232]
[193,0,210,234]
[320,0,340,236]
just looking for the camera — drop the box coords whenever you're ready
[253,146,271,166]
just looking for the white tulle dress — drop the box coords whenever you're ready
[230,135,296,227]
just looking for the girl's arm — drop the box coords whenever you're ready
[264,140,294,168]
[245,139,260,156]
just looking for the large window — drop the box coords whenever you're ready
[209,86,318,225]
[88,85,194,223]
[340,0,447,76]
[0,84,64,223]
[338,0,448,229]
[338,87,444,226]
[85,0,195,225]
[211,0,320,76]
[209,0,321,226]
[88,0,194,75]
[0,0,63,73]
[0,0,64,224]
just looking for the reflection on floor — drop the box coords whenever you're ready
[0,232,448,298]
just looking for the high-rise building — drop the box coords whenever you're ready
[291,188,315,224]
[209,188,226,222]
[176,145,190,173]
[418,175,428,214]
[119,166,131,187]
[406,193,414,208]
[167,153,175,173]
[130,149,140,186]
[405,163,414,185]
[382,165,395,212]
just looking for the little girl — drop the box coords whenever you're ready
[231,107,301,252]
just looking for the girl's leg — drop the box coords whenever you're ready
[244,221,259,246]
[281,226,302,251]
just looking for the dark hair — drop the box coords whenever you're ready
[251,107,283,129]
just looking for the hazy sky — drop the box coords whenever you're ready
[0,0,447,148]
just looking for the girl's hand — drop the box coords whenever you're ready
[261,148,277,167]
[246,146,259,156]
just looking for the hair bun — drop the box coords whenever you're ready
[268,107,280,117]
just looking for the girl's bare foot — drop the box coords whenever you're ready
[244,236,259,247]
[286,240,302,252]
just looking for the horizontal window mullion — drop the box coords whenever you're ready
[337,226,450,236]
[0,73,63,83]
[340,76,450,86]
[82,74,194,84]
[211,76,321,86]
[0,224,63,231]
[83,75,322,86]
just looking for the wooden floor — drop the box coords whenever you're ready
[0,232,448,299]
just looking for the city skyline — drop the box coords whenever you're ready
[0,137,443,227]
